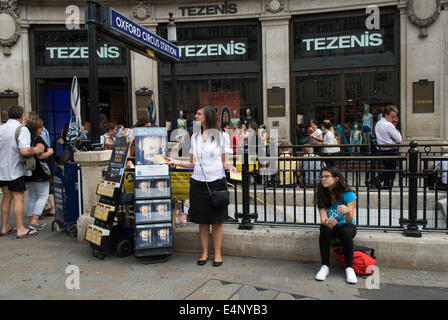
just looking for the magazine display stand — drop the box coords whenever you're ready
[85,134,133,260]
[133,127,173,262]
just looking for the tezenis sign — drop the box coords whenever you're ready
[179,2,237,16]
[302,31,383,52]
[46,44,121,60]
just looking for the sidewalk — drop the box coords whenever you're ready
[1,215,448,300]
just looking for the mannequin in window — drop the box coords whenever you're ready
[361,104,373,145]
[376,108,382,122]
[244,108,253,124]
[230,110,241,129]
[350,123,362,156]
[177,110,187,130]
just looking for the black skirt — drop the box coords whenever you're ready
[189,177,228,224]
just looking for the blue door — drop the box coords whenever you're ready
[38,85,71,157]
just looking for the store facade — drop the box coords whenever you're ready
[157,19,262,129]
[30,25,132,155]
[291,8,399,143]
[0,0,447,144]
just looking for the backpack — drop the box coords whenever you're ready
[15,125,36,171]
[332,243,376,275]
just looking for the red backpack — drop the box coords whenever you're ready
[332,244,377,275]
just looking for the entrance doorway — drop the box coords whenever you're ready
[293,66,396,144]
[36,77,130,156]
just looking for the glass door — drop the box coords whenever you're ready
[37,81,71,156]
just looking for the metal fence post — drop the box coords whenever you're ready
[400,141,426,237]
[237,143,254,230]
[87,0,100,143]
[367,133,377,186]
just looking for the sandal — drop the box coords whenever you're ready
[16,229,38,239]
[0,226,16,237]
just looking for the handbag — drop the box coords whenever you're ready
[15,126,36,171]
[196,135,230,209]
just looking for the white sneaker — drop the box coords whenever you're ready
[315,265,329,281]
[345,267,358,284]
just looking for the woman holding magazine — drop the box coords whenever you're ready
[165,106,236,267]
[315,166,358,284]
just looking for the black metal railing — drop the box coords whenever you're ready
[228,141,448,237]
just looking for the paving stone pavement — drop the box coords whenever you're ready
[1,216,448,300]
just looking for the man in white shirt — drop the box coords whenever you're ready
[0,106,43,239]
[374,105,402,189]
[431,146,448,190]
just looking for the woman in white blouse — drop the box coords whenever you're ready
[321,120,341,167]
[165,106,236,267]
[309,120,323,144]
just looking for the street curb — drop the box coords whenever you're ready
[173,224,448,271]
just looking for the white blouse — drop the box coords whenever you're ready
[189,131,228,182]
[323,131,340,154]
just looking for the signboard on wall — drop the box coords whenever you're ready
[294,13,395,60]
[0,90,19,123]
[267,87,285,117]
[34,30,127,68]
[44,43,122,65]
[413,80,434,113]
[178,40,248,62]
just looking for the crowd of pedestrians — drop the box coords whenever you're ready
[0,106,49,239]
[0,103,405,286]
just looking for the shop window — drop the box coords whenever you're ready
[294,67,395,141]
[162,76,260,128]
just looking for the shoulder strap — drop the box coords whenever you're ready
[195,140,212,195]
[353,245,376,259]
[15,125,23,146]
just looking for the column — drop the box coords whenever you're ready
[74,150,112,243]
[130,25,159,126]
[260,16,291,142]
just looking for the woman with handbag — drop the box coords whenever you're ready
[165,106,236,267]
[25,118,54,231]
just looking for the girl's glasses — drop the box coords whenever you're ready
[321,175,333,180]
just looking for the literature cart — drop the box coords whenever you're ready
[133,127,173,262]
[85,134,134,260]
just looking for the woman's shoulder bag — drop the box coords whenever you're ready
[15,125,36,171]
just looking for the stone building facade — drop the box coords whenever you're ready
[0,0,447,151]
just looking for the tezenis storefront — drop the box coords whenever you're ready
[158,19,262,129]
[291,8,400,143]
[30,26,132,156]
